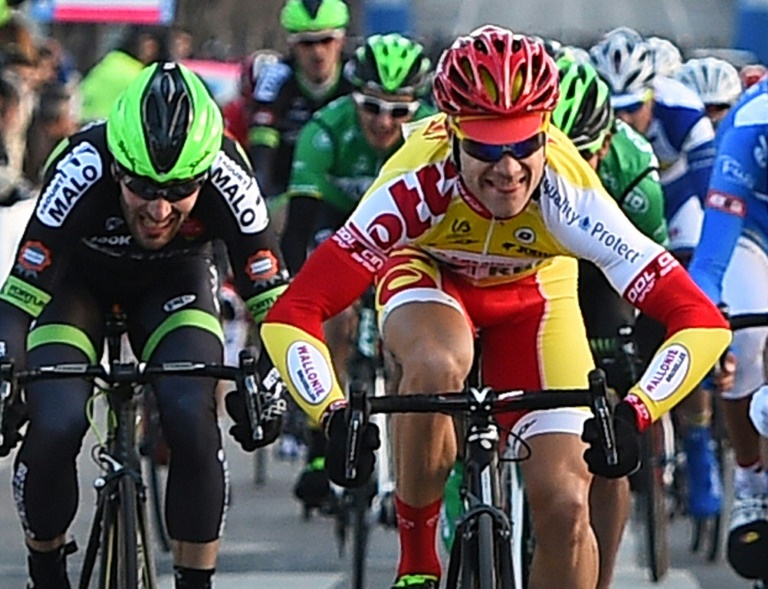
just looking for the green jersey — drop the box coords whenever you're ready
[287,95,435,214]
[598,120,669,245]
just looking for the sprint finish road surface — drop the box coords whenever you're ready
[0,414,754,588]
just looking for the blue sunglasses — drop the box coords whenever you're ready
[460,132,546,163]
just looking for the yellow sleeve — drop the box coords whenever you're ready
[261,322,346,425]
[626,326,730,428]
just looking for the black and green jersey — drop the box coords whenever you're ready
[287,95,435,215]
[598,120,669,246]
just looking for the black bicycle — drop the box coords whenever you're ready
[344,369,619,589]
[0,310,283,589]
[333,290,395,589]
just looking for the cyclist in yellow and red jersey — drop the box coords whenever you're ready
[261,26,730,588]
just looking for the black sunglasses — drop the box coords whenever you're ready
[115,166,207,203]
[459,132,546,163]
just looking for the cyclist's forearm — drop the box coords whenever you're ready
[0,297,35,362]
[623,256,730,428]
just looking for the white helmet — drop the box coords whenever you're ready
[647,36,683,77]
[675,57,742,106]
[589,27,655,106]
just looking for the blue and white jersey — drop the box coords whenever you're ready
[646,76,716,251]
[688,78,768,303]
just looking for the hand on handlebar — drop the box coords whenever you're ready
[712,349,737,393]
[582,402,640,479]
[323,402,380,488]
[225,366,286,452]
[0,358,27,458]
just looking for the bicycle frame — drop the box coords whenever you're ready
[0,311,279,589]
[346,369,617,589]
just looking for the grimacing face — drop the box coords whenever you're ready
[119,182,200,250]
[456,135,547,219]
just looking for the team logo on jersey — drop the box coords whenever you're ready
[624,190,649,214]
[286,341,333,405]
[245,250,279,282]
[209,152,268,234]
[625,251,679,304]
[105,217,124,231]
[640,343,690,401]
[37,141,103,227]
[754,135,768,169]
[706,192,746,217]
[720,156,756,189]
[17,241,52,273]
[542,178,580,226]
[254,62,291,102]
[514,227,536,244]
[162,294,197,313]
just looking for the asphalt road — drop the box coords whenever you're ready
[0,414,757,588]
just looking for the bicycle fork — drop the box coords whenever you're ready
[446,415,515,589]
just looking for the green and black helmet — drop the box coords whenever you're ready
[344,33,432,96]
[280,0,349,33]
[106,62,223,183]
[552,61,614,155]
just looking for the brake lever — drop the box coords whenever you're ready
[588,368,618,467]
[345,380,369,480]
[0,360,13,447]
[239,351,264,443]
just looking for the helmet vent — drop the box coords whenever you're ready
[142,65,191,174]
[302,0,323,19]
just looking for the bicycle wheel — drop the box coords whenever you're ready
[146,454,171,553]
[505,463,533,589]
[350,486,371,589]
[639,419,671,582]
[116,475,139,589]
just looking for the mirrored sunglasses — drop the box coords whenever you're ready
[116,166,207,203]
[352,92,419,119]
[459,132,547,163]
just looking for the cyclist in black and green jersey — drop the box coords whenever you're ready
[280,33,434,512]
[554,60,668,589]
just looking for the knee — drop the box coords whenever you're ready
[399,350,470,392]
[530,487,591,546]
[23,413,87,463]
[157,389,219,457]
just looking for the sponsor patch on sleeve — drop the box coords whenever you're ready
[36,141,103,227]
[209,152,269,234]
[624,251,680,305]
[245,250,279,282]
[639,343,691,401]
[286,341,333,405]
[705,191,746,217]
[17,241,52,273]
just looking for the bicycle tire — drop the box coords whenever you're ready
[136,486,158,588]
[78,489,108,589]
[146,455,171,553]
[477,512,498,589]
[350,486,370,589]
[640,420,670,582]
[116,475,139,589]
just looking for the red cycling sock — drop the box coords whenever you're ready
[396,495,442,579]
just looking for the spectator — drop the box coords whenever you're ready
[78,25,168,122]
[23,82,78,185]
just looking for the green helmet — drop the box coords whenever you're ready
[280,0,349,33]
[344,33,431,96]
[552,61,614,154]
[107,62,223,183]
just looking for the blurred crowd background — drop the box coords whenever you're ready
[0,0,761,208]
